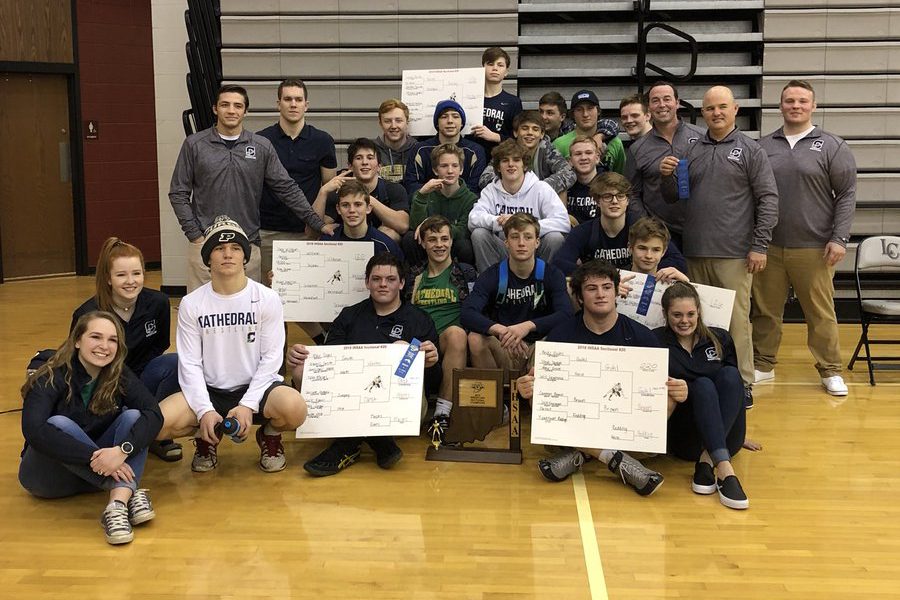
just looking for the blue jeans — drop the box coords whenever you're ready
[18,410,149,499]
[668,366,746,465]
[140,353,179,400]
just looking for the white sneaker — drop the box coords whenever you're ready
[822,375,848,396]
[754,369,775,384]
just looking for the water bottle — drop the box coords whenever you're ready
[220,416,245,443]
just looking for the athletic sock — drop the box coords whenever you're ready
[598,449,616,465]
[434,398,452,418]
[263,422,279,436]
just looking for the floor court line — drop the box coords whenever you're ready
[572,471,609,600]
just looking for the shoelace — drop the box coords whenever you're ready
[260,433,284,457]
[616,456,644,487]
[104,505,130,532]
[550,451,583,474]
[193,438,218,457]
[130,490,151,512]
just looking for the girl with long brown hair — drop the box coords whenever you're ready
[656,282,749,510]
[71,236,181,461]
[19,312,164,545]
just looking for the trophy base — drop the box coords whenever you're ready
[425,445,522,464]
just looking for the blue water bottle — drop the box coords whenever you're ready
[221,417,245,443]
[676,159,690,201]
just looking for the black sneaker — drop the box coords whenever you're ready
[691,462,717,495]
[100,500,133,545]
[717,475,749,510]
[366,437,403,469]
[607,451,664,496]
[744,386,754,410]
[538,449,585,482]
[303,439,362,477]
[427,414,450,449]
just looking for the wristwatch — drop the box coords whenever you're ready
[120,441,134,455]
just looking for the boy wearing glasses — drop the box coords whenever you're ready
[553,172,685,276]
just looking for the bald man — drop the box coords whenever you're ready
[659,85,779,408]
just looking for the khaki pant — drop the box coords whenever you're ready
[750,245,842,378]
[187,241,262,293]
[688,257,754,387]
[259,229,312,284]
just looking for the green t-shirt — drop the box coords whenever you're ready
[412,265,460,334]
[81,379,97,408]
[553,131,626,174]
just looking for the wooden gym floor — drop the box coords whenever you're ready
[0,273,898,599]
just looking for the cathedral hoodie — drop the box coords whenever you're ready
[468,171,571,239]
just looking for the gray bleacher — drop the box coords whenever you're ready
[219,0,518,143]
[216,0,899,285]
[762,2,900,282]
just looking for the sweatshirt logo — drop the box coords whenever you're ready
[197,312,258,328]
[727,148,743,162]
[390,324,404,339]
[688,137,699,144]
[144,320,157,337]
[496,204,534,216]
[705,347,721,362]
[809,139,824,152]
[245,146,256,160]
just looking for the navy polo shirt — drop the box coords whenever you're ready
[258,122,337,232]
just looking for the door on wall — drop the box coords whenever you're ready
[0,73,75,279]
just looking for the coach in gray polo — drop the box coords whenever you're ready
[625,81,704,250]
[751,80,856,397]
[661,85,779,399]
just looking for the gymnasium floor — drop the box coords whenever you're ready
[1,274,898,599]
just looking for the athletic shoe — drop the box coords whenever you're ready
[149,439,183,462]
[427,414,450,449]
[607,451,664,496]
[303,440,362,477]
[256,426,286,472]
[744,386,754,410]
[717,475,749,510]
[538,448,585,482]
[367,437,403,469]
[191,437,219,472]
[127,489,156,525]
[754,369,775,384]
[100,500,133,545]
[691,462,717,495]
[822,375,849,397]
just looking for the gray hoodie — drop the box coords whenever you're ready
[374,134,416,184]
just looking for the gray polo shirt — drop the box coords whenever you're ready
[758,126,856,248]
[625,120,705,234]
[661,128,779,259]
[168,126,326,244]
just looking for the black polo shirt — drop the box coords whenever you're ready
[258,122,337,232]
[546,313,660,348]
[71,288,171,376]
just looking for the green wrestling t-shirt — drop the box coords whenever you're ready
[413,266,460,334]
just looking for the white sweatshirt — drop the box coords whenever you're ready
[468,171,571,239]
[177,279,285,419]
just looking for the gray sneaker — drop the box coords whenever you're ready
[127,489,156,525]
[256,426,286,473]
[538,449,585,482]
[100,501,133,545]
[607,451,664,496]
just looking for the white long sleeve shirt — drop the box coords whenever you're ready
[177,279,285,419]
[468,171,571,239]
